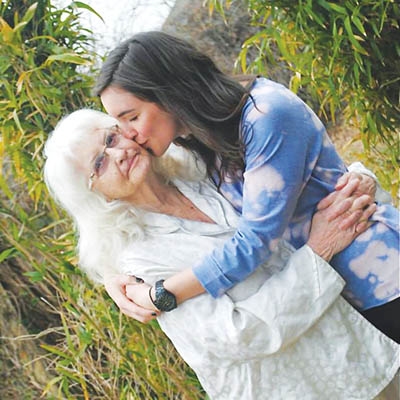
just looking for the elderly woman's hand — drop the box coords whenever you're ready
[307,179,377,262]
[336,171,376,199]
[125,282,159,312]
[317,173,376,232]
[104,274,160,323]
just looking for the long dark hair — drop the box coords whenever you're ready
[94,31,254,184]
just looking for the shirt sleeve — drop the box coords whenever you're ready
[193,83,327,297]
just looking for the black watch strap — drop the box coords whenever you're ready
[150,280,177,312]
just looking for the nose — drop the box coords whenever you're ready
[105,146,126,163]
[120,125,137,141]
[120,124,147,145]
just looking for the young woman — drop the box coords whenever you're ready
[43,109,398,399]
[94,31,399,340]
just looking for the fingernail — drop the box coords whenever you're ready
[135,277,144,283]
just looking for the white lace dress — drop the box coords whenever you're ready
[120,179,399,400]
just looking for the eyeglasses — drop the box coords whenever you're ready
[88,125,121,190]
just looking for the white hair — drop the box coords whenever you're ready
[43,109,205,282]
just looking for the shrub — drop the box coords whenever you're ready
[209,0,400,201]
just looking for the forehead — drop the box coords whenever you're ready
[100,86,144,116]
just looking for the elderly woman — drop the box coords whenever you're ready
[43,109,398,400]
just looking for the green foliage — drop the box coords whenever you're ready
[37,275,204,399]
[0,1,204,398]
[209,0,399,200]
[0,0,96,196]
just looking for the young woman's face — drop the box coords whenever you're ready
[100,86,183,157]
[77,125,153,201]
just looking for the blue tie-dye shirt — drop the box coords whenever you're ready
[192,78,399,311]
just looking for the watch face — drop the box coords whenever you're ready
[154,280,177,312]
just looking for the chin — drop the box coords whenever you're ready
[151,147,168,157]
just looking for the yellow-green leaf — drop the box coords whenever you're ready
[13,21,28,33]
[0,17,14,42]
[351,15,367,37]
[21,2,38,25]
[72,1,104,23]
[344,16,368,55]
[45,53,91,66]
[327,2,347,15]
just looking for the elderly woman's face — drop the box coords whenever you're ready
[100,86,184,157]
[77,125,153,201]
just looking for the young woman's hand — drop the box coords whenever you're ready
[103,274,160,323]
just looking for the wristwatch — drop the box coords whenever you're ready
[150,280,177,312]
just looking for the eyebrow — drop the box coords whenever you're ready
[117,108,136,118]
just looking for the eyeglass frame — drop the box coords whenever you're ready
[88,124,121,190]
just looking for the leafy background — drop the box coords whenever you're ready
[0,0,398,398]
